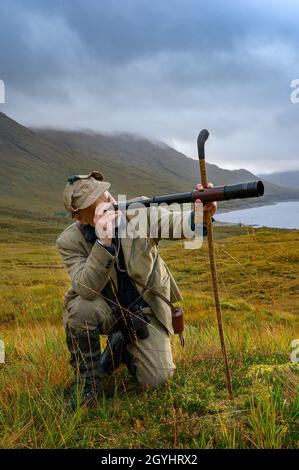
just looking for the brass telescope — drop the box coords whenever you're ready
[112,180,264,210]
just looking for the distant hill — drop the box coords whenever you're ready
[34,129,299,212]
[259,171,299,189]
[0,112,298,218]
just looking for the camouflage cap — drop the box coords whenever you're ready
[63,170,111,213]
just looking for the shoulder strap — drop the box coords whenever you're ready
[133,277,176,312]
[77,222,177,312]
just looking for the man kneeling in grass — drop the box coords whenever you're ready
[56,171,217,409]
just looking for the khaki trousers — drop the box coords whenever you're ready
[64,296,176,388]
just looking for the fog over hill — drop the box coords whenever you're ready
[0,112,298,217]
[259,171,299,190]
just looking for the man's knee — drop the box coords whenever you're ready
[137,365,175,389]
[64,295,114,333]
[126,313,176,389]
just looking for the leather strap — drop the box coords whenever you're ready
[76,221,177,313]
[131,276,177,313]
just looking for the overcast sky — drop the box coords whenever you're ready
[0,0,298,173]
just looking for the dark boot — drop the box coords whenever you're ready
[99,331,137,379]
[65,323,103,411]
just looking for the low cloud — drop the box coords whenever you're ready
[1,0,298,173]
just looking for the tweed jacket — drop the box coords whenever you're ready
[56,201,196,334]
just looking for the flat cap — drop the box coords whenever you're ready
[63,170,111,213]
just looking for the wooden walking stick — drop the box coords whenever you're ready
[197,129,233,400]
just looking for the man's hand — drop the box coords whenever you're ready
[94,202,122,246]
[195,182,217,217]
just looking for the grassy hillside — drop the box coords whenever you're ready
[0,112,298,218]
[36,128,299,211]
[0,224,298,448]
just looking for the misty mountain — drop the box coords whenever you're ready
[259,171,299,189]
[0,112,298,218]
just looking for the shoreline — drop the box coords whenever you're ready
[217,198,299,214]
[215,200,299,230]
[214,220,299,231]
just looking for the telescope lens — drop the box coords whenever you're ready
[257,180,264,197]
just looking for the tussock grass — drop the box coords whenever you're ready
[0,225,298,448]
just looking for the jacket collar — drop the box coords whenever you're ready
[78,223,97,244]
[78,223,119,244]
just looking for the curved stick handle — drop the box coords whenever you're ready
[197,129,209,161]
[197,129,209,188]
